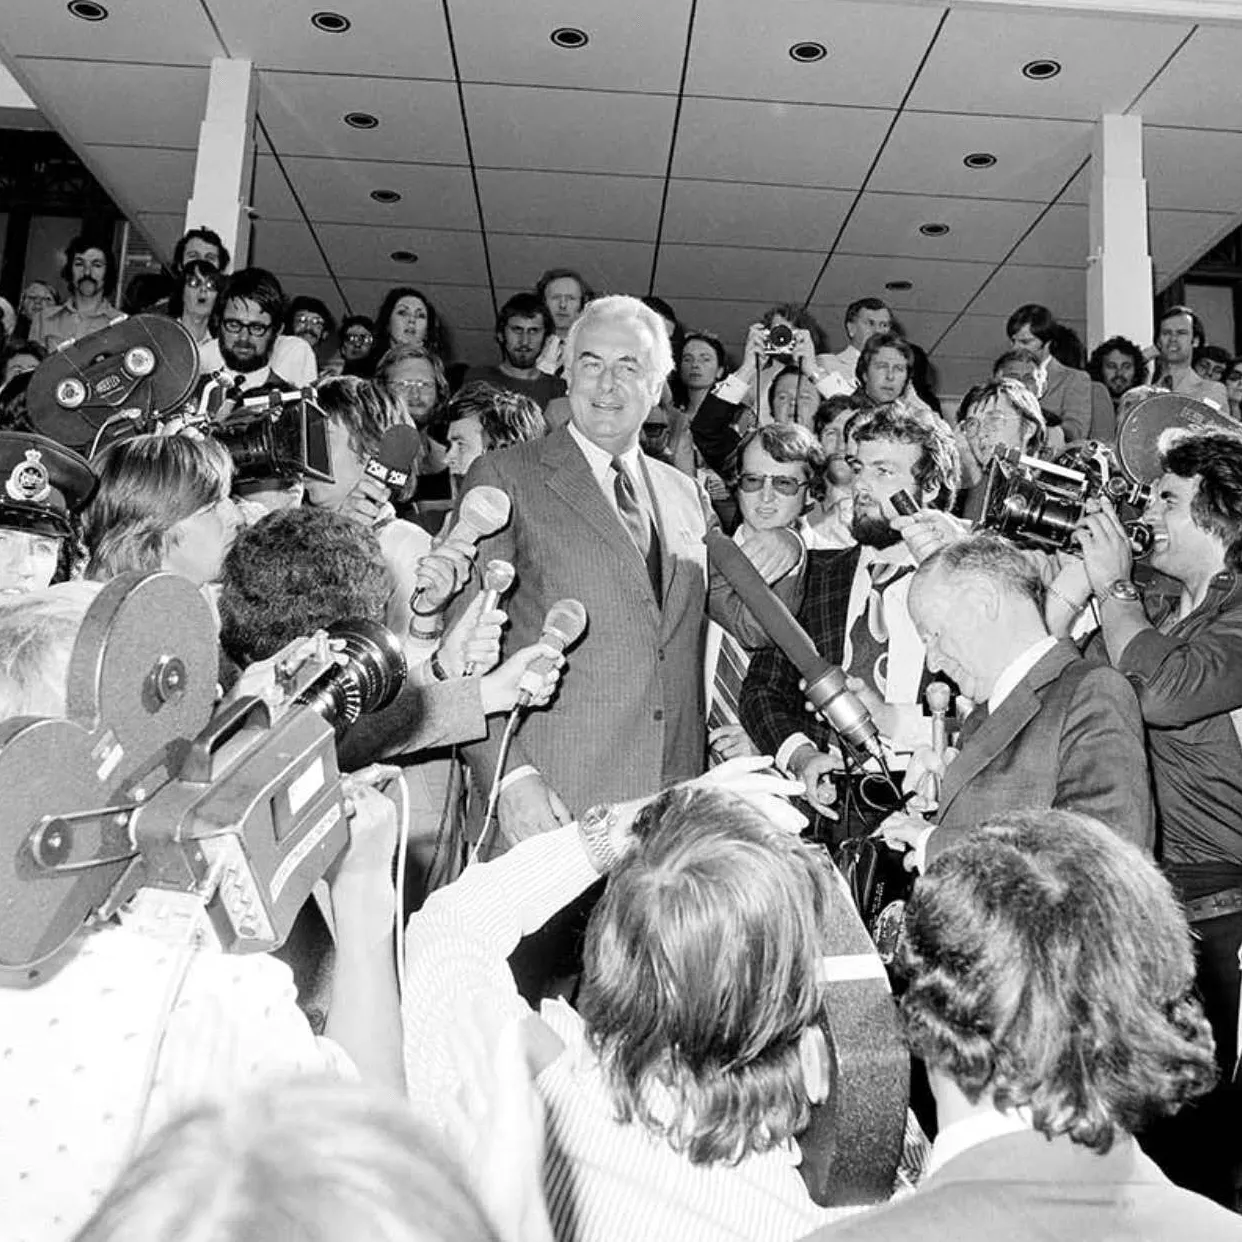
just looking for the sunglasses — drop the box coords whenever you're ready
[737,472,808,496]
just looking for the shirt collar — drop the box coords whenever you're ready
[567,421,642,486]
[988,633,1058,714]
[926,1107,1032,1178]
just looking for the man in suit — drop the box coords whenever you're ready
[804,808,1237,1242]
[878,533,1154,866]
[455,294,799,848]
[1007,302,1092,443]
[741,402,962,836]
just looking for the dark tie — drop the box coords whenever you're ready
[956,701,991,747]
[846,561,915,698]
[611,456,663,603]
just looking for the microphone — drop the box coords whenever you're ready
[463,558,516,677]
[705,530,883,760]
[440,486,511,555]
[363,423,422,497]
[517,598,587,707]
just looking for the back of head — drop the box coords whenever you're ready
[218,507,391,667]
[578,785,838,1165]
[436,381,546,451]
[900,808,1217,1152]
[915,531,1044,612]
[313,374,407,461]
[73,1078,499,1242]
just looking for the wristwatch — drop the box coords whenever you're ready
[578,803,623,875]
[1107,579,1141,602]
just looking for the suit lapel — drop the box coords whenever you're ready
[544,429,656,602]
[937,642,1077,823]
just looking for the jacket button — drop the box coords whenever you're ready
[654,709,664,722]
[657,648,666,662]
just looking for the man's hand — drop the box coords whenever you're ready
[788,744,841,819]
[790,327,818,374]
[335,471,395,529]
[498,770,573,847]
[329,775,400,896]
[842,675,903,740]
[479,643,565,714]
[1076,497,1133,596]
[739,322,767,377]
[889,507,969,564]
[902,743,959,811]
[438,594,507,679]
[535,335,563,375]
[739,526,801,583]
[709,722,758,763]
[411,546,474,616]
[874,810,932,872]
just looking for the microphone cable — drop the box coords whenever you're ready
[470,704,522,866]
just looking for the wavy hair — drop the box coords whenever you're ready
[314,374,410,461]
[900,808,1217,1153]
[845,400,961,508]
[578,785,839,1166]
[1161,429,1242,571]
[372,287,451,361]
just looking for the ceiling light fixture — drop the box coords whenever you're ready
[550,27,589,49]
[884,279,913,291]
[343,111,379,130]
[67,0,109,19]
[390,250,419,264]
[919,222,950,237]
[1022,58,1062,80]
[788,41,828,63]
[311,11,351,33]
[370,189,402,204]
[963,151,997,169]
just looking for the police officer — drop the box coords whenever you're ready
[0,431,96,596]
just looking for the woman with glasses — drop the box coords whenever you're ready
[322,314,377,378]
[166,260,223,360]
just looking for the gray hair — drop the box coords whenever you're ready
[563,294,674,394]
[917,532,1044,609]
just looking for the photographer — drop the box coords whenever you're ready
[952,378,1046,522]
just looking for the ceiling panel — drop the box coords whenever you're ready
[835,193,1043,263]
[967,263,1087,319]
[206,0,454,79]
[662,180,852,250]
[932,313,1011,360]
[84,145,197,215]
[248,220,332,278]
[1144,126,1242,212]
[465,84,677,176]
[685,0,943,108]
[315,222,489,285]
[657,297,780,353]
[1149,208,1239,284]
[934,355,997,396]
[1007,203,1086,269]
[870,111,1092,200]
[0,0,220,62]
[907,8,1189,120]
[815,253,993,314]
[486,235,653,295]
[476,170,664,242]
[16,59,208,148]
[135,212,189,259]
[252,153,305,223]
[654,244,829,304]
[1129,26,1242,132]
[673,98,892,187]
[258,72,468,164]
[451,0,692,93]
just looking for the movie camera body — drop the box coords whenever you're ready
[0,572,405,987]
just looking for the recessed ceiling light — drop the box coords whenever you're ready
[390,250,419,264]
[67,0,108,20]
[788,41,828,63]
[370,189,402,204]
[884,279,913,291]
[1022,58,1062,80]
[919,223,950,237]
[963,151,997,170]
[311,11,351,33]
[343,111,379,130]
[550,27,589,49]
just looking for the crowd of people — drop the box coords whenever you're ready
[0,221,1239,1242]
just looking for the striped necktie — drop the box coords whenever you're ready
[611,456,663,603]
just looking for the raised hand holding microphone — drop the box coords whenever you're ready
[338,423,422,529]
[516,599,587,708]
[463,559,516,677]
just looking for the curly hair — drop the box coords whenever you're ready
[432,381,546,451]
[1160,429,1242,570]
[217,507,392,667]
[578,785,839,1166]
[845,400,961,508]
[900,808,1217,1153]
[1087,335,1147,389]
[723,420,827,501]
[83,435,233,581]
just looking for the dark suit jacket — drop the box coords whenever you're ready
[929,640,1155,859]
[1041,356,1093,442]
[804,1130,1242,1242]
[454,427,775,814]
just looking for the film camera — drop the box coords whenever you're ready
[0,572,405,987]
[757,321,796,358]
[23,315,335,482]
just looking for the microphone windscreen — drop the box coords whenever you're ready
[482,558,516,594]
[541,598,587,651]
[456,486,511,541]
[376,423,421,476]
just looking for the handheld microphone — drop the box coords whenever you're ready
[410,486,512,616]
[517,598,587,707]
[463,559,516,677]
[706,531,883,760]
[364,423,422,497]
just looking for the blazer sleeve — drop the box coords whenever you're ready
[691,390,749,474]
[337,678,487,770]
[1060,367,1093,443]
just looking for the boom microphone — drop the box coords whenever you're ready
[706,531,883,760]
[364,423,422,497]
[517,598,587,707]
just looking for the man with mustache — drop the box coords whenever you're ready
[463,292,566,413]
[32,234,124,351]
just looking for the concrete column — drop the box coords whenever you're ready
[1086,114,1152,352]
[184,58,256,269]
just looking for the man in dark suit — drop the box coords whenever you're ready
[878,533,1154,866]
[804,808,1237,1242]
[455,294,799,848]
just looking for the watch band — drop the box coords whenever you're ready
[1107,578,1141,602]
[578,803,623,874]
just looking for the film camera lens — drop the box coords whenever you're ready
[294,619,407,734]
[762,323,794,354]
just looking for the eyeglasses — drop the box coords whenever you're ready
[186,276,220,291]
[737,472,808,496]
[293,314,326,330]
[343,331,373,345]
[391,378,436,395]
[221,318,273,339]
